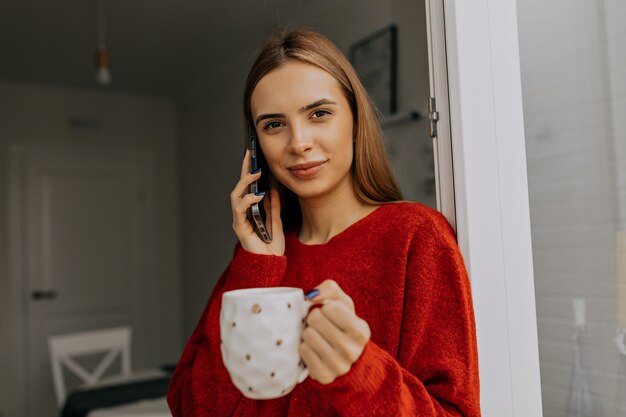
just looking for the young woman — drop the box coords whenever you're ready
[168,30,481,417]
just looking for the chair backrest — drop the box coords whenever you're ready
[48,326,132,407]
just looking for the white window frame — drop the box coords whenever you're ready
[438,0,544,415]
[425,0,456,228]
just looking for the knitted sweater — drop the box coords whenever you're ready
[167,201,481,416]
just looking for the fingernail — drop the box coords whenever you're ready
[304,289,320,300]
[254,191,265,196]
[251,168,261,174]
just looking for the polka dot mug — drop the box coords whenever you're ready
[220,287,313,399]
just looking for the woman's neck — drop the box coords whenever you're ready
[297,183,371,245]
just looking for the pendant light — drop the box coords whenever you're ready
[95,0,112,86]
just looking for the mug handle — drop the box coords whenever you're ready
[298,367,309,383]
[301,299,314,318]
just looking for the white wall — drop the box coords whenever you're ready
[0,82,183,416]
[176,0,434,337]
[517,0,626,415]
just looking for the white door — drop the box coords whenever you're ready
[13,146,155,417]
[424,0,455,228]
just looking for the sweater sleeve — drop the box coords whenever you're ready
[167,242,287,417]
[311,212,481,417]
[166,267,229,417]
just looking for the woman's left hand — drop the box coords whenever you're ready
[300,279,371,385]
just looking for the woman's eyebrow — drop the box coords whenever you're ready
[299,98,337,113]
[255,98,338,127]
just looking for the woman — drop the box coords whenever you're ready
[168,30,481,417]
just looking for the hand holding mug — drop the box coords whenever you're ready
[300,280,371,385]
[219,281,371,399]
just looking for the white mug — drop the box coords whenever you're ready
[220,287,313,399]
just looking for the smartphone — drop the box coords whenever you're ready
[247,124,272,242]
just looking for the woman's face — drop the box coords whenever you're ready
[250,61,355,201]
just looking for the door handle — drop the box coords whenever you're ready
[31,289,58,301]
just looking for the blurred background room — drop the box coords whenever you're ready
[3,0,626,416]
[0,1,433,416]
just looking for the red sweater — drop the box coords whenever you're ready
[167,201,481,416]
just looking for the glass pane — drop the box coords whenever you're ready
[517,0,626,416]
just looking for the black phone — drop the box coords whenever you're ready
[247,124,272,242]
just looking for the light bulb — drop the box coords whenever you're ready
[95,49,112,86]
[96,66,112,86]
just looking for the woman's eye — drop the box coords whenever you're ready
[312,109,330,118]
[263,121,283,130]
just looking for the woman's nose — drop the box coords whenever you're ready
[287,124,314,154]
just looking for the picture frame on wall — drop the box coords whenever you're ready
[349,25,398,116]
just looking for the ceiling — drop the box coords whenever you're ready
[0,0,322,98]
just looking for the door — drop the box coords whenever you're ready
[424,0,455,229]
[12,146,155,417]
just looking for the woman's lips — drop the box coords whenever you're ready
[288,161,327,178]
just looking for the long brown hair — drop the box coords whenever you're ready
[243,29,403,230]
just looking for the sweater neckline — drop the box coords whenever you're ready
[288,202,388,248]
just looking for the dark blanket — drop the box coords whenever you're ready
[61,375,170,417]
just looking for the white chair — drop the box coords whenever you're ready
[48,326,132,408]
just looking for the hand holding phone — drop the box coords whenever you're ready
[229,130,285,256]
[247,125,272,243]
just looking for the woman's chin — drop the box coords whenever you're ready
[276,171,353,201]
[287,182,333,200]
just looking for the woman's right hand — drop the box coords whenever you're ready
[230,148,285,256]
